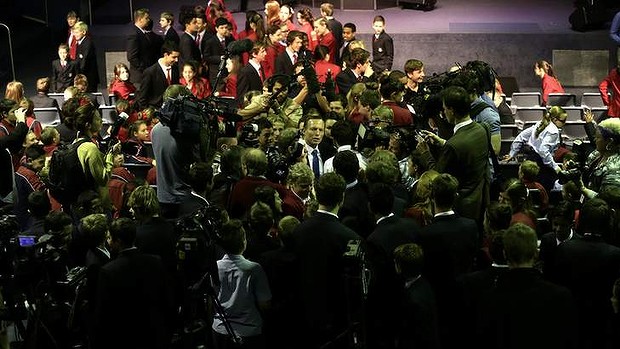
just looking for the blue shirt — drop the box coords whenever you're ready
[611,11,620,45]
[472,96,501,135]
[212,254,272,337]
[509,121,561,171]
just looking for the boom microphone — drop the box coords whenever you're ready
[227,39,253,55]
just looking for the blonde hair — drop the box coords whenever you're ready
[535,106,565,138]
[5,81,24,103]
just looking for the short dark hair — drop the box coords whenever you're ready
[485,202,512,232]
[369,183,394,216]
[189,162,213,193]
[286,30,304,45]
[219,219,246,254]
[343,22,356,32]
[373,15,385,24]
[394,243,424,278]
[432,173,459,208]
[44,211,72,235]
[109,217,137,247]
[333,150,359,183]
[404,59,424,74]
[330,121,355,146]
[579,198,610,235]
[359,90,381,109]
[162,40,180,56]
[28,191,51,218]
[315,172,346,208]
[24,144,46,162]
[441,85,472,118]
[349,48,370,68]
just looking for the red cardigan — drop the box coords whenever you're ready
[599,68,620,117]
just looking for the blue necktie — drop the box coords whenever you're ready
[312,148,320,179]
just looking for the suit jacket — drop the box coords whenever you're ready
[274,50,295,76]
[397,276,440,349]
[338,181,373,238]
[336,68,368,97]
[553,234,620,347]
[428,121,490,222]
[75,36,100,91]
[236,63,263,105]
[137,62,180,109]
[51,58,78,93]
[203,35,235,88]
[135,217,177,276]
[179,32,202,66]
[419,213,479,297]
[127,25,157,84]
[539,231,580,279]
[293,212,361,345]
[477,268,576,349]
[93,248,174,349]
[163,27,180,45]
[30,93,59,109]
[371,31,394,72]
[0,122,27,199]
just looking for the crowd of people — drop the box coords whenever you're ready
[2,2,620,349]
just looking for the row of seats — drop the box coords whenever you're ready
[33,105,119,128]
[509,91,607,108]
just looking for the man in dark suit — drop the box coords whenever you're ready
[366,182,420,348]
[333,150,372,237]
[418,85,490,225]
[72,21,99,92]
[293,172,361,349]
[340,23,356,67]
[236,42,267,106]
[477,223,577,349]
[30,78,59,109]
[275,30,303,77]
[335,48,373,97]
[178,13,201,67]
[159,12,180,45]
[127,8,156,86]
[137,41,180,109]
[51,43,78,93]
[93,218,174,349]
[419,173,479,349]
[539,201,580,279]
[553,198,620,349]
[203,17,234,91]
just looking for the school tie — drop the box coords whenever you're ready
[293,52,298,64]
[166,67,171,85]
[70,37,77,60]
[311,148,320,179]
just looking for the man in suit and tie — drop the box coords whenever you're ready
[178,13,201,68]
[335,48,374,97]
[159,12,180,45]
[293,172,361,348]
[72,21,99,92]
[127,8,156,86]
[418,85,490,225]
[137,41,180,109]
[237,42,267,106]
[203,17,235,91]
[275,30,303,77]
[51,43,78,93]
[93,218,174,349]
[303,114,325,180]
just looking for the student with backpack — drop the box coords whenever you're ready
[48,99,119,211]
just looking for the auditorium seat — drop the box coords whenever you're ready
[547,93,576,107]
[563,106,583,122]
[591,107,608,121]
[34,107,61,127]
[561,121,587,140]
[581,92,606,108]
[511,92,541,107]
[515,107,546,122]
[99,105,117,125]
[48,93,65,109]
[124,163,152,180]
[501,124,519,139]
[91,92,106,106]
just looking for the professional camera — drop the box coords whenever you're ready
[558,160,582,185]
[265,146,290,184]
[357,122,391,154]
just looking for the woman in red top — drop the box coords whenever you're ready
[180,61,211,100]
[264,0,281,27]
[313,45,340,85]
[296,7,316,52]
[108,63,136,101]
[311,18,336,64]
[239,12,265,65]
[380,78,413,126]
[263,24,284,80]
[219,57,241,99]
[534,60,565,106]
